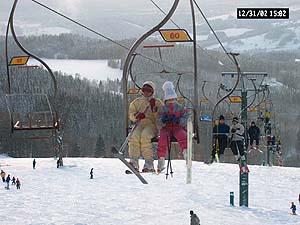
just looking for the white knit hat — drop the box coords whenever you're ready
[162,81,177,100]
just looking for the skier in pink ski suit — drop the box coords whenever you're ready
[156,81,188,172]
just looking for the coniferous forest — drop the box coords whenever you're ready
[0,34,299,166]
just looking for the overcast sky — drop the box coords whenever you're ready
[2,0,299,20]
[1,0,299,39]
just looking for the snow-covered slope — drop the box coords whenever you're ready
[0,158,299,225]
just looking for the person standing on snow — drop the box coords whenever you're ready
[128,81,163,172]
[33,159,36,169]
[190,210,200,225]
[156,81,188,173]
[11,176,16,185]
[5,174,11,189]
[90,168,93,179]
[248,121,260,149]
[16,178,20,189]
[230,117,245,162]
[211,115,230,163]
[290,202,297,215]
[0,170,5,182]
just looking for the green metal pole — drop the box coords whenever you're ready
[239,90,249,207]
[230,192,234,206]
[241,90,248,159]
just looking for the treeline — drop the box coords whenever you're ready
[0,55,124,158]
[0,33,299,166]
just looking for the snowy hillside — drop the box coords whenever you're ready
[0,157,299,225]
[28,59,122,81]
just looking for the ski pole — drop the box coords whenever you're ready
[119,104,151,154]
[118,121,140,154]
[169,123,174,177]
[166,131,171,179]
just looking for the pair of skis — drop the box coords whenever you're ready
[111,118,148,184]
[124,167,165,175]
[112,146,148,184]
[112,105,152,184]
[211,145,250,174]
[113,117,194,184]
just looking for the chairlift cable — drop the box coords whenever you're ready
[149,0,181,29]
[31,0,182,74]
[192,0,236,66]
[148,0,235,71]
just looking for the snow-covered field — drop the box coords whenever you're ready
[29,59,122,81]
[220,28,253,38]
[0,157,299,225]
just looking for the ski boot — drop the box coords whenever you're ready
[157,157,165,174]
[129,158,139,172]
[142,159,155,173]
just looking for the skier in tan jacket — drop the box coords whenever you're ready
[128,81,163,172]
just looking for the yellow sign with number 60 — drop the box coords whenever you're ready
[159,29,192,42]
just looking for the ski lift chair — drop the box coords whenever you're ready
[5,93,59,132]
[5,0,60,135]
[5,55,59,134]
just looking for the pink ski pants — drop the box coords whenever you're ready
[157,124,187,158]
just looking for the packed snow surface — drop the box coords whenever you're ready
[0,158,299,225]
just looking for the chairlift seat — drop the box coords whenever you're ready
[5,93,59,132]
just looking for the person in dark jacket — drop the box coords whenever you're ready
[5,174,11,189]
[16,178,20,189]
[211,115,230,163]
[90,168,94,179]
[11,176,16,185]
[190,210,200,225]
[33,159,36,169]
[290,202,296,215]
[248,121,260,149]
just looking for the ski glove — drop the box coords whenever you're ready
[231,128,236,133]
[135,112,146,120]
[161,114,180,124]
[149,98,157,112]
[170,115,180,124]
[161,114,170,123]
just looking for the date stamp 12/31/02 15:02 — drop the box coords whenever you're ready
[237,8,289,19]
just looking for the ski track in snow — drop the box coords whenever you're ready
[0,158,299,225]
